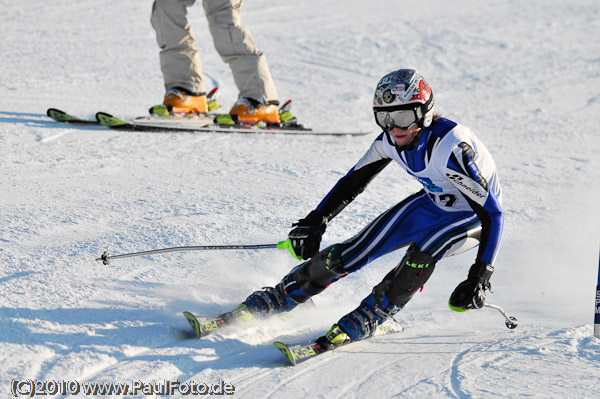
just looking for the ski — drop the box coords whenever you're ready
[183,304,254,339]
[96,112,369,136]
[183,311,228,339]
[47,108,217,128]
[273,340,325,366]
[47,106,370,136]
[46,108,99,125]
[274,320,404,366]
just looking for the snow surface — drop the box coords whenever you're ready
[1,0,599,397]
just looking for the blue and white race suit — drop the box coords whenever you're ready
[315,117,503,273]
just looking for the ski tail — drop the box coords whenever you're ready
[182,304,253,339]
[273,342,296,365]
[96,112,130,128]
[273,340,324,366]
[182,311,226,339]
[183,311,202,338]
[47,108,98,124]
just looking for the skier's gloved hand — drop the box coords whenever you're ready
[449,262,494,310]
[288,210,327,260]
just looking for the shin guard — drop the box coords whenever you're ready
[278,244,347,304]
[373,245,437,314]
[338,246,436,341]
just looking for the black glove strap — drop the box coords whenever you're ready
[468,262,494,285]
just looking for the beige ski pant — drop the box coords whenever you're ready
[151,0,279,104]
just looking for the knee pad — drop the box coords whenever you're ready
[277,245,346,304]
[373,245,436,311]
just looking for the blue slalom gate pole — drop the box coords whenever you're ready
[595,249,600,338]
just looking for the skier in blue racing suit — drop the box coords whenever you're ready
[240,69,504,349]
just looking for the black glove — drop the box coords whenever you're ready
[288,210,327,260]
[449,262,494,310]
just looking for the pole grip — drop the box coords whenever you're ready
[277,238,302,260]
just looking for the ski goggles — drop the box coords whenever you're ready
[374,105,423,131]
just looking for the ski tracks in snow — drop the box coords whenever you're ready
[448,325,600,399]
[193,324,600,399]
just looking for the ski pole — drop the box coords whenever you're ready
[484,302,518,329]
[96,238,300,265]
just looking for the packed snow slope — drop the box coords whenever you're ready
[1,0,599,397]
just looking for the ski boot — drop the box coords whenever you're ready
[244,286,298,315]
[229,97,281,124]
[149,87,221,116]
[337,303,385,342]
[316,324,351,351]
[214,98,305,129]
